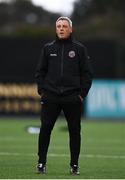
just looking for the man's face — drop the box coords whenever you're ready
[56,20,72,39]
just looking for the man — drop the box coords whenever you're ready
[35,16,92,175]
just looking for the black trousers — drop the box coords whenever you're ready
[38,92,82,166]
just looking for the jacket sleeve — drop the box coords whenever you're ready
[35,45,48,95]
[79,45,93,98]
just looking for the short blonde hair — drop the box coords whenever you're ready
[56,16,72,28]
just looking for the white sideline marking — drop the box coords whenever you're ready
[0,137,124,143]
[0,152,125,159]
[0,152,20,156]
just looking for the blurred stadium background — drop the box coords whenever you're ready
[0,0,125,178]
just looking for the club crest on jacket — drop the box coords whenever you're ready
[68,50,75,58]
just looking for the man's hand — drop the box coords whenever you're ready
[78,95,83,102]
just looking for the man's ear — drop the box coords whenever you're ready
[70,28,73,33]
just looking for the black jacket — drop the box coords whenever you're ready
[35,36,93,98]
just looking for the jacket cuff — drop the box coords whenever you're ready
[80,89,87,99]
[37,85,44,96]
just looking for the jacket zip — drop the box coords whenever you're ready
[60,43,64,93]
[61,43,64,76]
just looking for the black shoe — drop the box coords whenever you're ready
[70,164,80,175]
[37,163,46,174]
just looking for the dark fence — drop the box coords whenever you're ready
[0,37,50,83]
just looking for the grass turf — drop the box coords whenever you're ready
[0,117,125,179]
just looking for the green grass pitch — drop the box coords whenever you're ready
[0,117,125,179]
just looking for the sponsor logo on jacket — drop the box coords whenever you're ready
[50,53,57,57]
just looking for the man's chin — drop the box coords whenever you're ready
[59,38,66,40]
[58,36,67,40]
[59,36,66,39]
